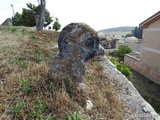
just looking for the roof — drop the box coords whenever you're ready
[125,37,138,42]
[139,11,160,28]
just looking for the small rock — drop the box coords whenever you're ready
[86,100,93,110]
[78,82,88,89]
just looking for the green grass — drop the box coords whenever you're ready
[108,57,132,80]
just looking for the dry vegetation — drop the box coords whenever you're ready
[0,26,123,120]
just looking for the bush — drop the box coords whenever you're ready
[109,58,132,80]
[114,46,132,59]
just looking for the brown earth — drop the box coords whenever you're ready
[130,69,160,114]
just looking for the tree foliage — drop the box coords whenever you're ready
[114,46,132,58]
[52,18,61,31]
[125,26,143,39]
[132,26,143,39]
[12,3,53,27]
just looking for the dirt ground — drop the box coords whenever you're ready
[130,69,160,114]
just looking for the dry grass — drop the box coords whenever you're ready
[0,26,123,120]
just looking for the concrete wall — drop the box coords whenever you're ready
[141,19,160,69]
[124,54,160,84]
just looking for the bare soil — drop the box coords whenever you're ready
[130,69,160,114]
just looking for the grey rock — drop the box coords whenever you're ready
[49,23,99,82]
[95,44,105,56]
[99,37,117,49]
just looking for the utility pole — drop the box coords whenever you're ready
[11,4,15,16]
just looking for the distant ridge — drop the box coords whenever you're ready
[98,26,135,33]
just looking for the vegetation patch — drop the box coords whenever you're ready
[114,46,132,60]
[109,58,132,80]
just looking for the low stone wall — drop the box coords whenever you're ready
[124,54,160,84]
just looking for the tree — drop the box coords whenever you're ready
[37,0,46,31]
[12,12,22,26]
[12,3,53,28]
[132,26,143,39]
[52,18,61,31]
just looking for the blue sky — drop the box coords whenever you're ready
[0,0,159,30]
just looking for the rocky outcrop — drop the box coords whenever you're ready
[99,37,117,49]
[49,23,99,82]
[98,55,160,120]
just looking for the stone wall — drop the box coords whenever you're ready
[124,54,160,84]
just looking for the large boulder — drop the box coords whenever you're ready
[49,23,99,82]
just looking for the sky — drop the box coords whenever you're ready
[0,0,159,31]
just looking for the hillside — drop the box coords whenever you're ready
[97,26,135,37]
[98,26,135,33]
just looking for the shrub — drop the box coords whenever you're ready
[114,46,132,59]
[109,58,132,80]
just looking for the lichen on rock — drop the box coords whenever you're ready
[49,23,99,82]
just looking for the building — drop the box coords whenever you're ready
[139,11,160,70]
[1,18,12,26]
[117,36,142,53]
[124,11,160,84]
[125,37,138,43]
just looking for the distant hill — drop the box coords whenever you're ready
[98,26,135,33]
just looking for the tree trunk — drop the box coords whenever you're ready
[37,0,46,31]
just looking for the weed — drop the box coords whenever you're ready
[30,34,38,39]
[1,105,9,111]
[11,102,26,116]
[64,111,87,120]
[19,78,33,93]
[18,55,27,60]
[16,61,30,68]
[41,113,57,120]
[34,55,45,62]
[109,58,132,80]
[11,28,17,32]
[30,97,47,118]
[87,73,94,82]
